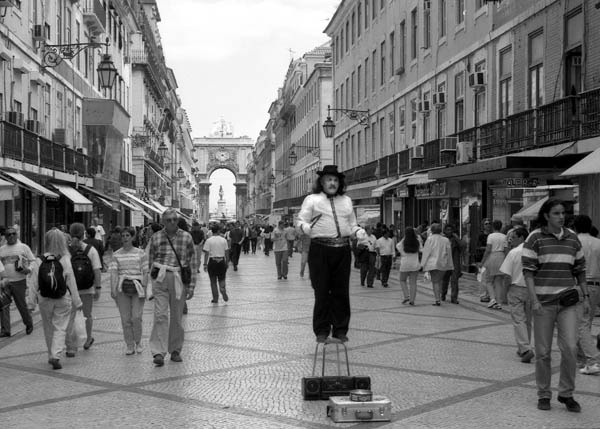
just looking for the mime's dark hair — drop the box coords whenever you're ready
[313,174,346,196]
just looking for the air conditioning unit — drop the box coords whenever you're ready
[6,111,24,127]
[0,0,16,7]
[456,141,474,164]
[424,0,431,10]
[410,145,424,159]
[468,71,487,90]
[53,128,67,145]
[25,119,42,134]
[433,92,446,107]
[417,100,431,113]
[33,24,48,42]
[395,66,405,76]
[439,137,458,152]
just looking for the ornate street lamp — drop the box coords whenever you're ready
[177,166,185,179]
[158,142,169,157]
[42,37,118,90]
[288,143,320,166]
[321,104,370,138]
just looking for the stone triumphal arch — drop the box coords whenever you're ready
[193,120,254,222]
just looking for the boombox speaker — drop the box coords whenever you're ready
[301,339,372,401]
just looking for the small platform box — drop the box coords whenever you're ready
[327,395,392,423]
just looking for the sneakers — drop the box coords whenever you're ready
[170,351,183,363]
[48,358,62,370]
[579,363,600,375]
[402,298,410,304]
[222,291,229,302]
[480,296,491,303]
[316,334,328,343]
[153,354,164,367]
[487,299,501,309]
[135,342,144,354]
[537,398,551,411]
[520,350,535,363]
[26,325,33,335]
[126,345,135,355]
[557,396,581,413]
[65,352,76,358]
[83,337,95,350]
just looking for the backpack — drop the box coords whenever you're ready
[69,244,95,290]
[38,255,68,299]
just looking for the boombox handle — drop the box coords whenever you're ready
[311,338,350,377]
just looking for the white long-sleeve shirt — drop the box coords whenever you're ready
[296,192,360,238]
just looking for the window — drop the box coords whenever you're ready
[475,0,484,9]
[423,6,431,49]
[56,91,64,128]
[372,49,377,93]
[341,29,345,57]
[44,85,51,136]
[340,82,345,111]
[365,57,369,97]
[357,65,362,101]
[351,134,355,166]
[357,130,362,162]
[75,21,81,70]
[422,92,431,143]
[335,35,340,64]
[474,61,486,126]
[390,31,395,77]
[380,41,386,86]
[351,12,356,45]
[528,30,544,108]
[56,0,62,45]
[399,20,406,71]
[380,0,385,10]
[411,8,418,60]
[411,99,418,144]
[345,77,350,109]
[372,0,377,19]
[365,0,369,29]
[457,0,465,25]
[351,71,355,107]
[371,121,377,160]
[499,47,512,118]
[357,3,362,38]
[379,117,385,157]
[439,0,446,38]
[437,82,447,138]
[455,72,465,132]
[345,21,350,52]
[65,8,72,46]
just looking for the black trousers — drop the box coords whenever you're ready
[308,242,351,338]
[230,243,241,267]
[379,255,393,285]
[250,238,257,253]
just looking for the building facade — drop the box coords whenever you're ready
[325,0,600,270]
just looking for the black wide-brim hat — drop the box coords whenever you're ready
[316,165,345,179]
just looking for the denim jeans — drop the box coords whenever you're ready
[274,251,289,278]
[534,301,579,399]
[507,285,533,355]
[115,292,145,347]
[577,284,600,365]
[360,253,376,286]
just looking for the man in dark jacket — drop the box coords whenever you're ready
[441,224,464,304]
[85,227,105,271]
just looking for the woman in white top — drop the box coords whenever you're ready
[28,229,83,370]
[396,227,422,305]
[480,219,507,310]
[421,223,454,306]
[109,227,148,355]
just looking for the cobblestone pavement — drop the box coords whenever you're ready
[1,252,599,428]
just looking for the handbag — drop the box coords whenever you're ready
[165,235,192,285]
[558,288,579,307]
[121,279,138,296]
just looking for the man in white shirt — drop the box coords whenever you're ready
[0,227,35,337]
[375,229,395,288]
[297,165,364,343]
[357,226,377,288]
[499,228,534,363]
[573,215,600,375]
[91,218,106,245]
[203,224,230,304]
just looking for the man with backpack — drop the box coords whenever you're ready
[65,223,102,355]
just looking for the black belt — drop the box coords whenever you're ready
[312,237,350,247]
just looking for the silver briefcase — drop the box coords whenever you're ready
[327,395,392,423]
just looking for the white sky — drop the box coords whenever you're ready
[156,0,340,212]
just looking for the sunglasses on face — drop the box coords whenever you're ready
[6,233,17,236]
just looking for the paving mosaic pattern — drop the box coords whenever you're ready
[1,253,599,428]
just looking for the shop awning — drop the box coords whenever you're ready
[0,178,15,201]
[79,185,120,202]
[150,200,168,214]
[122,192,162,215]
[371,176,410,197]
[407,174,435,186]
[120,199,141,211]
[52,184,93,212]
[175,209,192,223]
[95,196,118,211]
[561,148,600,177]
[1,172,59,198]
[145,163,169,184]
[514,196,549,220]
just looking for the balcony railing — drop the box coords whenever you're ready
[120,170,136,189]
[82,0,106,36]
[0,120,99,177]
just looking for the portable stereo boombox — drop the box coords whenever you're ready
[302,375,372,401]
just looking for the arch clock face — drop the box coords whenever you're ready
[216,151,229,162]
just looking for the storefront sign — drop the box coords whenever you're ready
[415,182,447,199]
[492,177,540,188]
[396,183,409,198]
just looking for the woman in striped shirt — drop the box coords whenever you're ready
[109,227,148,355]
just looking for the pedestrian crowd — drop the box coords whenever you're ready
[0,167,599,414]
